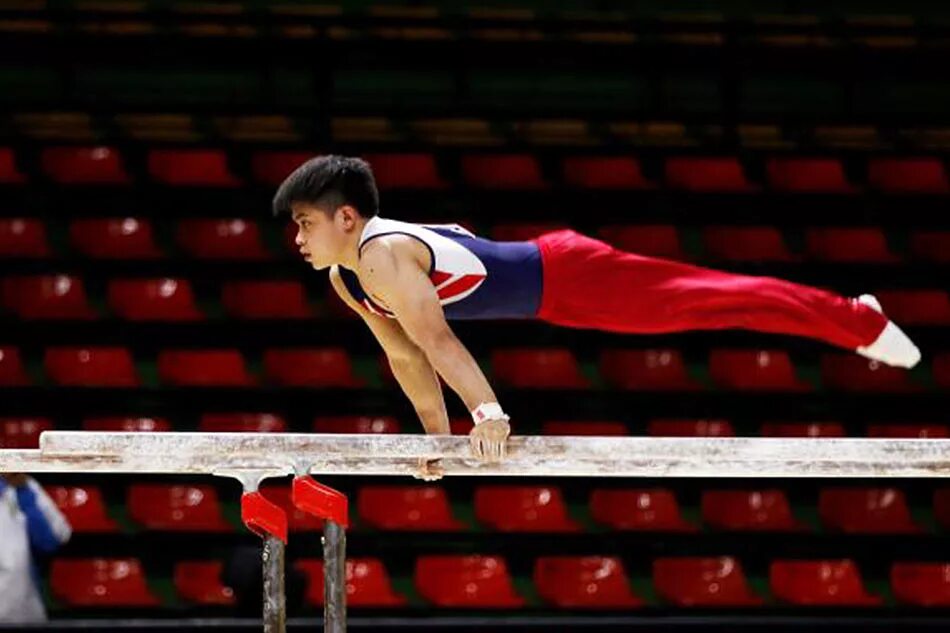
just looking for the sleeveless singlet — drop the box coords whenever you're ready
[336,216,542,320]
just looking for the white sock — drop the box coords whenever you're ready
[854,294,922,369]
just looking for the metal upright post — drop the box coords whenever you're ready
[262,534,287,633]
[323,520,347,633]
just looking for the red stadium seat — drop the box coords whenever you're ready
[868,158,950,194]
[590,488,695,531]
[770,560,881,605]
[69,217,162,259]
[263,348,363,387]
[599,349,700,391]
[83,416,170,432]
[767,158,856,193]
[174,561,235,606]
[461,154,547,190]
[820,355,919,392]
[357,486,463,531]
[0,147,26,183]
[41,146,129,184]
[702,226,794,262]
[760,421,846,437]
[653,557,761,606]
[475,486,580,532]
[534,556,642,608]
[128,484,231,532]
[199,413,286,433]
[892,563,950,606]
[0,218,49,257]
[868,423,949,438]
[415,556,524,607]
[597,224,685,260]
[313,415,401,434]
[158,349,253,386]
[702,490,805,531]
[492,348,589,389]
[108,278,203,321]
[177,218,269,260]
[805,227,898,263]
[709,349,810,392]
[875,290,950,326]
[250,151,313,186]
[260,485,325,532]
[819,488,920,534]
[541,420,628,436]
[0,347,31,386]
[562,157,653,189]
[364,153,448,189]
[910,231,950,263]
[148,149,240,187]
[221,281,312,319]
[51,559,160,607]
[47,485,118,533]
[490,222,569,242]
[0,418,52,448]
[648,419,734,437]
[45,347,138,386]
[3,275,95,320]
[298,558,406,607]
[665,157,756,192]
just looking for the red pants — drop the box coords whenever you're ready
[533,230,887,350]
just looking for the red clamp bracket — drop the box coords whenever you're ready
[292,476,349,528]
[241,491,288,544]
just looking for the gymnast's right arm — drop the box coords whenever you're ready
[329,265,451,436]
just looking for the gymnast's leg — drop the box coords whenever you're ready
[533,230,920,367]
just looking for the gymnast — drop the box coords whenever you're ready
[273,155,920,480]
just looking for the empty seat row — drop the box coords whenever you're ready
[7,216,950,265]
[0,345,946,390]
[48,556,950,609]
[2,276,313,320]
[9,148,950,193]
[43,482,950,535]
[7,274,947,324]
[0,346,363,387]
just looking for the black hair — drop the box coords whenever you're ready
[271,155,379,219]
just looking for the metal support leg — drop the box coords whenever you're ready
[262,534,287,633]
[323,520,347,633]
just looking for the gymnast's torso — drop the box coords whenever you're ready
[335,216,543,319]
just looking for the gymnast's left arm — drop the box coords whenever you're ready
[358,239,511,462]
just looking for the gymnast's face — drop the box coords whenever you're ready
[291,203,361,270]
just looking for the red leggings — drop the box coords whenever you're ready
[533,230,886,350]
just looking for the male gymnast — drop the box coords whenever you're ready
[273,155,921,480]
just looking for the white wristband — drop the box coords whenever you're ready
[471,402,509,425]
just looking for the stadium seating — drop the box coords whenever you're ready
[357,486,464,531]
[540,420,628,436]
[263,348,364,387]
[599,349,700,391]
[648,419,735,437]
[0,347,31,386]
[148,149,240,187]
[312,416,401,434]
[199,413,287,433]
[45,347,138,386]
[158,349,254,386]
[415,556,524,607]
[0,218,49,257]
[653,557,762,606]
[702,227,795,262]
[702,490,804,531]
[0,417,52,448]
[820,355,920,392]
[69,218,163,259]
[867,158,950,194]
[475,486,580,532]
[597,224,685,259]
[491,348,589,389]
[50,559,160,607]
[665,157,756,192]
[297,559,406,607]
[770,560,882,605]
[819,488,921,534]
[461,154,547,189]
[767,158,856,193]
[47,485,118,533]
[760,422,846,437]
[174,561,236,606]
[534,557,642,608]
[562,157,653,190]
[221,280,312,319]
[709,349,810,391]
[127,484,231,532]
[891,562,950,606]
[108,278,203,321]
[805,227,898,263]
[590,489,695,531]
[176,219,269,260]
[41,146,130,184]
[3,275,95,320]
